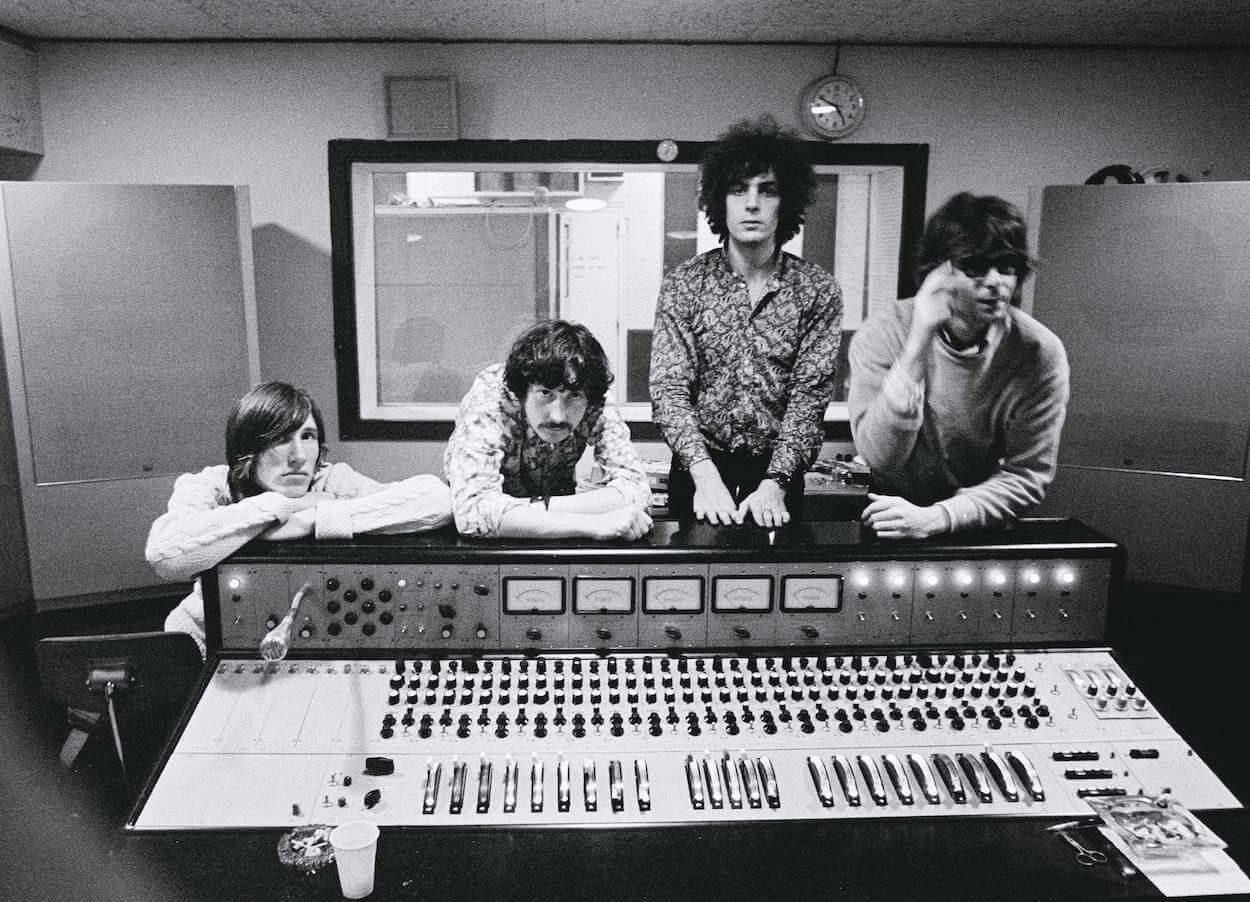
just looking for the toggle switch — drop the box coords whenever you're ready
[449,758,468,814]
[856,754,888,806]
[721,752,743,809]
[739,754,762,809]
[807,755,835,808]
[685,755,706,809]
[583,759,598,812]
[530,755,544,813]
[831,754,860,807]
[557,756,571,813]
[931,753,966,804]
[906,753,941,804]
[476,757,493,813]
[635,758,652,812]
[609,760,624,813]
[702,756,724,809]
[503,756,518,813]
[881,754,913,805]
[422,758,442,814]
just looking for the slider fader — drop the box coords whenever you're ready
[129,520,1242,830]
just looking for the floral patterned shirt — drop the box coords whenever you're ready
[444,364,652,537]
[650,248,843,478]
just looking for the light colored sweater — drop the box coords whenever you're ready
[146,463,452,655]
[847,299,1069,532]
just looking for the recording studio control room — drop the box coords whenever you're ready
[1,3,1249,900]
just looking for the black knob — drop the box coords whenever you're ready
[326,600,341,614]
[664,626,682,641]
[438,603,456,619]
[362,600,376,614]
[595,627,612,640]
[343,589,358,603]
[526,628,543,641]
[800,625,819,639]
[378,590,393,603]
[733,626,751,640]
[474,584,490,596]
[362,622,376,636]
[361,578,375,592]
[325,578,340,592]
[344,611,359,626]
[327,622,341,636]
[379,611,393,625]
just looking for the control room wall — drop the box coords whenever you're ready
[29,41,1250,484]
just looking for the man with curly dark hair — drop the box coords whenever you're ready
[445,320,652,540]
[650,116,842,527]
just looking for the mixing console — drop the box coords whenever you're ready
[130,521,1240,833]
[133,648,1239,829]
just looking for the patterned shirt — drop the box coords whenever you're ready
[444,364,652,537]
[650,248,843,478]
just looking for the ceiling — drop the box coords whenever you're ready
[1,0,1248,46]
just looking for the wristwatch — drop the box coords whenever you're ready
[764,471,792,490]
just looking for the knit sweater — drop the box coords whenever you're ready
[146,463,452,655]
[847,299,1069,532]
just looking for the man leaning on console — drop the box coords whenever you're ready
[150,118,1072,650]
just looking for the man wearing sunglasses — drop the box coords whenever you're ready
[847,192,1070,539]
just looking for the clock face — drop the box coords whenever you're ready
[800,75,866,140]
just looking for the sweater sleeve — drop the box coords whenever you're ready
[937,343,1071,531]
[847,311,927,479]
[144,467,306,582]
[311,463,453,539]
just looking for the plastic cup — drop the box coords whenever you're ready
[330,821,380,899]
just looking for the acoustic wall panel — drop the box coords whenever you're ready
[0,183,258,606]
[1031,182,1250,593]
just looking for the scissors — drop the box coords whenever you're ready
[1056,830,1109,866]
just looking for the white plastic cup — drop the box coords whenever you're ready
[330,821,380,899]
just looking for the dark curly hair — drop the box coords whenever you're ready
[504,320,614,406]
[225,381,326,500]
[699,116,817,250]
[915,192,1034,303]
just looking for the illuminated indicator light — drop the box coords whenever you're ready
[922,572,939,588]
[1058,569,1075,585]
[956,570,973,587]
[1024,570,1041,585]
[854,572,871,588]
[989,570,1007,586]
[397,579,408,588]
[889,571,907,589]
[228,578,241,590]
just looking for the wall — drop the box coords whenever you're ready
[30,41,1250,486]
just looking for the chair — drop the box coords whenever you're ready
[35,631,202,787]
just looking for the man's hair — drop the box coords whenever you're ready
[915,192,1034,299]
[503,320,613,405]
[699,115,817,250]
[225,381,326,500]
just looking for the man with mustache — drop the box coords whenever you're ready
[650,117,842,529]
[848,192,1070,539]
[445,319,652,539]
